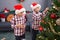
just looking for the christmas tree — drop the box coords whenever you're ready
[36,0,60,40]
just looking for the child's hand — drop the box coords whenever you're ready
[45,7,49,12]
[16,24,20,28]
[20,24,25,28]
[43,7,49,14]
[45,7,49,11]
[16,24,25,28]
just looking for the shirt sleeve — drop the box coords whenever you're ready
[10,17,16,29]
[40,12,46,19]
[42,12,46,17]
[25,14,27,22]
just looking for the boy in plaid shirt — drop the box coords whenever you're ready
[10,4,26,40]
[31,2,49,40]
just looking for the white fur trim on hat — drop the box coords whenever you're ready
[15,8,26,14]
[31,4,41,10]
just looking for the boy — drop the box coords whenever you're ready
[10,4,26,40]
[31,2,49,40]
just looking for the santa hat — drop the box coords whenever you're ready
[31,2,41,10]
[14,4,26,14]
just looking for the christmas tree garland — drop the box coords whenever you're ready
[48,22,60,36]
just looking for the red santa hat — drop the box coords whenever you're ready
[14,4,26,14]
[31,2,41,10]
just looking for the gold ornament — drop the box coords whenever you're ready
[56,18,60,25]
[38,36,42,38]
[54,39,57,40]
[54,24,56,26]
[51,21,54,23]
[53,6,56,8]
[7,14,14,22]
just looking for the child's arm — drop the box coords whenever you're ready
[10,17,16,29]
[43,7,49,14]
[10,17,21,28]
[42,7,49,18]
[17,15,27,28]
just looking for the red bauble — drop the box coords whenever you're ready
[50,13,56,19]
[39,26,44,31]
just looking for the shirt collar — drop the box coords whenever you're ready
[33,11,40,16]
[15,15,24,18]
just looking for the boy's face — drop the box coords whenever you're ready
[34,7,41,13]
[17,12,24,16]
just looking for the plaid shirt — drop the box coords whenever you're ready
[32,12,46,30]
[10,15,26,36]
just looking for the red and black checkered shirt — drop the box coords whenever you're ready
[32,12,46,30]
[10,15,26,36]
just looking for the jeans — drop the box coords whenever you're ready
[32,29,39,40]
[26,22,32,32]
[15,34,25,40]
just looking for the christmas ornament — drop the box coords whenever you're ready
[50,13,56,19]
[52,4,60,10]
[44,28,47,31]
[38,36,42,38]
[54,39,57,40]
[54,24,56,26]
[4,8,10,13]
[7,14,14,22]
[51,20,54,23]
[41,20,46,24]
[56,18,60,25]
[39,26,44,31]
[41,20,45,23]
[53,6,56,9]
